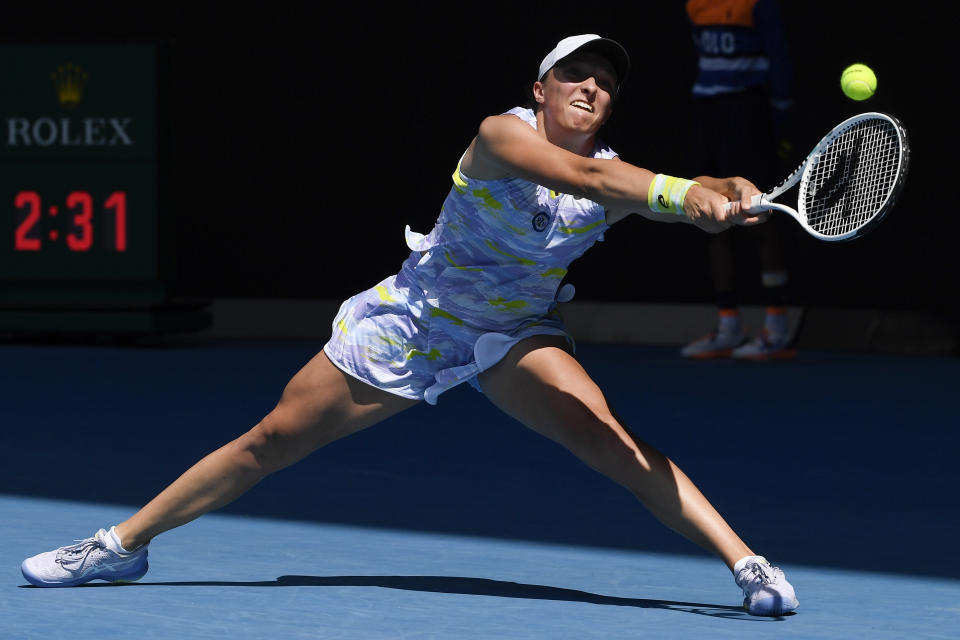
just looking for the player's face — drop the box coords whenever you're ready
[537,52,616,133]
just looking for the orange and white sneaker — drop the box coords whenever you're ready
[731,329,796,360]
[680,328,745,359]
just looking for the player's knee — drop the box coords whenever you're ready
[602,434,655,482]
[243,408,308,473]
[564,407,652,478]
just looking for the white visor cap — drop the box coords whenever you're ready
[537,34,630,90]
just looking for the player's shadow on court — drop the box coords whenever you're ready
[72,574,784,621]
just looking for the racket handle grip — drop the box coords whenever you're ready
[722,193,765,212]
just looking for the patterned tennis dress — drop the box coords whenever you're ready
[323,107,617,404]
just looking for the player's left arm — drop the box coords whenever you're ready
[695,176,766,217]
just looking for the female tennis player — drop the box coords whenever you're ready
[22,34,798,616]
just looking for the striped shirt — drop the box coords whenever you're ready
[687,0,793,111]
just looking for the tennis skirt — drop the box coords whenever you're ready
[323,274,574,405]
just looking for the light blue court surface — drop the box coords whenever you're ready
[2,340,959,638]
[4,497,960,639]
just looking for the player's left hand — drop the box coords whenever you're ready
[682,185,740,233]
[722,177,769,225]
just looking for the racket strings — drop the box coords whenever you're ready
[802,118,902,237]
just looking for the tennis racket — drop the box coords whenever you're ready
[725,112,910,241]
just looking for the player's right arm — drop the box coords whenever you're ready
[461,114,752,233]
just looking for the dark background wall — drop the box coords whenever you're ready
[3,1,953,310]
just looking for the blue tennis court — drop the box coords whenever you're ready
[2,339,958,638]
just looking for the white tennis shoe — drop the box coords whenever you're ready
[21,528,149,587]
[734,556,799,616]
[731,330,795,360]
[680,328,745,359]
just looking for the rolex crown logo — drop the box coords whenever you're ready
[51,63,88,108]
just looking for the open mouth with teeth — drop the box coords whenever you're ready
[571,100,594,113]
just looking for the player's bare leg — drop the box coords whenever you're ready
[114,351,419,550]
[478,335,753,569]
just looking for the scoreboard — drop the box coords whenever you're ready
[0,43,209,335]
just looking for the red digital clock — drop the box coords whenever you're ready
[15,190,127,252]
[2,161,157,282]
[0,43,209,335]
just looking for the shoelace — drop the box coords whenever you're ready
[747,561,779,585]
[55,535,106,569]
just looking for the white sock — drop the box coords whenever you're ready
[764,309,788,337]
[734,555,768,574]
[105,526,135,554]
[717,311,741,334]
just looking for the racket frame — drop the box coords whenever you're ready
[734,112,910,242]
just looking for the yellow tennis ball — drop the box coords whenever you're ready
[841,63,877,101]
